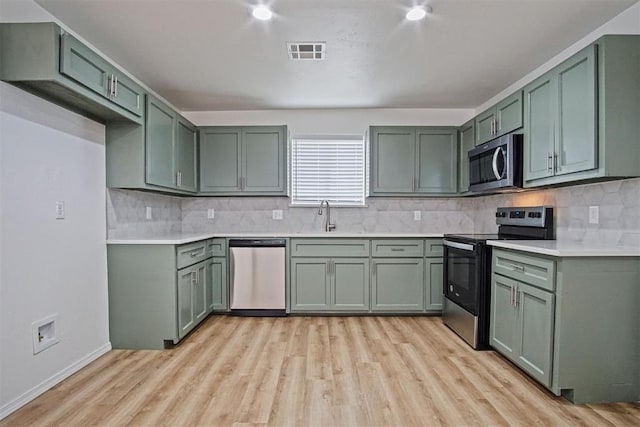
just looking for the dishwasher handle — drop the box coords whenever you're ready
[229,239,286,248]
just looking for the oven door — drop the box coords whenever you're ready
[443,239,480,314]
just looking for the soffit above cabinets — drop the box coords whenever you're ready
[34,0,637,111]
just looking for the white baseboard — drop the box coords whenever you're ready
[0,342,112,420]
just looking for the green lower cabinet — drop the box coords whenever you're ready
[206,257,228,312]
[516,282,555,387]
[490,273,554,388]
[290,257,369,312]
[371,258,424,311]
[424,257,444,312]
[177,260,207,340]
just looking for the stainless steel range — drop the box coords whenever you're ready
[442,206,554,350]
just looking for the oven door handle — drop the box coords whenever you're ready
[443,240,475,252]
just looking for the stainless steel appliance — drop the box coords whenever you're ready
[468,133,522,193]
[442,206,553,349]
[229,239,286,316]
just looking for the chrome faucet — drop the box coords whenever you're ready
[318,200,336,232]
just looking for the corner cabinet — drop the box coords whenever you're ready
[475,91,523,146]
[0,22,144,124]
[199,126,287,196]
[490,248,640,404]
[524,35,640,187]
[370,126,458,196]
[107,238,227,349]
[106,95,198,194]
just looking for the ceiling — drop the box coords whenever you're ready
[34,0,638,111]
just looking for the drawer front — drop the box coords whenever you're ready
[493,249,555,291]
[177,240,209,269]
[290,239,370,257]
[371,239,424,257]
[207,238,226,257]
[424,239,444,257]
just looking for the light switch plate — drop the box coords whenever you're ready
[413,210,421,221]
[272,209,283,220]
[146,206,152,220]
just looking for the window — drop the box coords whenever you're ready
[290,136,366,206]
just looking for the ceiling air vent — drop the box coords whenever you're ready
[287,42,326,60]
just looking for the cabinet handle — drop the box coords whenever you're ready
[547,152,553,172]
[554,152,559,173]
[114,75,118,97]
[510,263,524,272]
[179,171,182,186]
[191,271,196,284]
[491,119,495,135]
[514,288,519,307]
[391,248,405,252]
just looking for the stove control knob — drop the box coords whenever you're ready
[496,212,507,218]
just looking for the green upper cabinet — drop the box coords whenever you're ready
[145,95,198,193]
[107,95,197,195]
[370,126,458,196]
[199,126,287,196]
[0,22,144,124]
[524,35,640,187]
[176,118,198,192]
[416,128,458,194]
[146,97,177,188]
[475,91,523,145]
[458,119,475,193]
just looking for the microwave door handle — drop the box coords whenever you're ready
[443,240,475,252]
[492,147,503,180]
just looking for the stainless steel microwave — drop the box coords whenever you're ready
[468,133,522,193]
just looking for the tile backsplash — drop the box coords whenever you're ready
[107,177,640,246]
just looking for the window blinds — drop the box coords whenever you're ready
[290,137,365,206]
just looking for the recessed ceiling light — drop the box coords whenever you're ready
[406,6,432,21]
[252,5,273,21]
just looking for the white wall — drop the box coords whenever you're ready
[0,82,110,418]
[184,108,474,136]
[475,1,640,114]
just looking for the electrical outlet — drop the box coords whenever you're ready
[146,206,152,220]
[207,208,215,219]
[272,209,283,220]
[589,206,599,224]
[55,201,65,219]
[413,210,421,221]
[32,315,59,355]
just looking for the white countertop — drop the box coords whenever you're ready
[487,240,640,257]
[106,232,445,245]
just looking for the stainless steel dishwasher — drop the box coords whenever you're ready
[229,239,286,316]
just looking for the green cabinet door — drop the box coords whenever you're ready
[555,45,597,177]
[371,258,424,311]
[109,70,145,117]
[332,258,370,311]
[476,91,523,145]
[145,96,177,189]
[59,32,111,99]
[496,91,523,136]
[199,128,242,192]
[176,118,198,192]
[416,128,457,193]
[524,72,556,182]
[490,274,518,359]
[194,262,208,323]
[475,108,497,146]
[290,258,330,311]
[458,120,475,193]
[242,126,286,193]
[177,266,196,339]
[425,257,443,312]
[206,257,228,312]
[370,127,416,193]
[516,282,555,388]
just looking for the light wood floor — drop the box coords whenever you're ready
[2,316,639,426]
